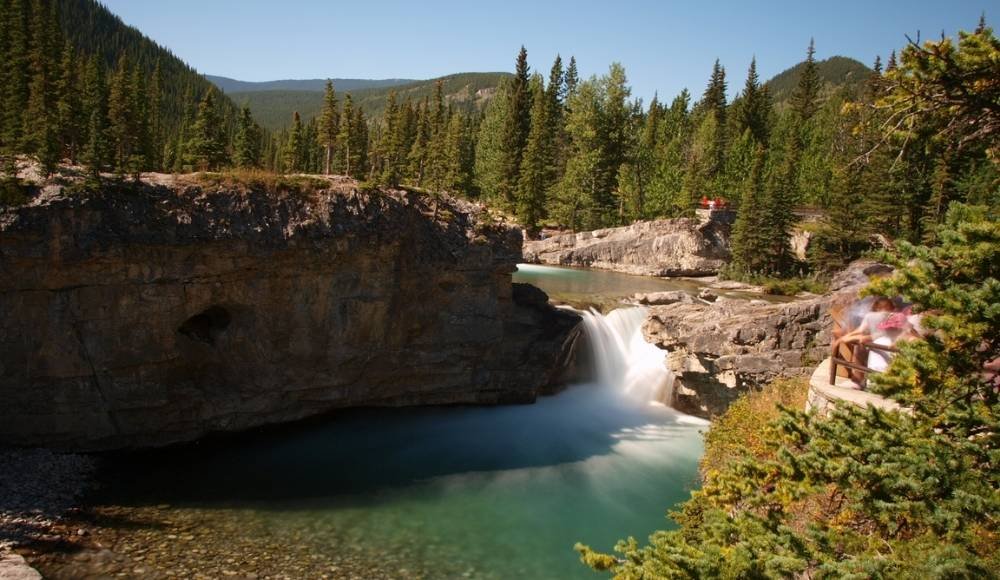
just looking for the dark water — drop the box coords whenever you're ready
[72,265,706,579]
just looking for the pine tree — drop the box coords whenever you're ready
[546,55,568,186]
[106,56,133,174]
[54,41,82,164]
[564,56,579,98]
[729,144,769,275]
[351,105,368,179]
[425,81,449,189]
[318,80,339,175]
[761,137,798,274]
[736,57,770,145]
[498,46,532,206]
[187,88,227,171]
[443,113,474,194]
[379,91,403,186]
[601,62,632,222]
[698,59,729,195]
[790,38,821,122]
[620,96,660,220]
[337,95,355,177]
[406,99,431,186]
[3,0,30,163]
[284,111,303,173]
[148,59,163,170]
[516,75,552,235]
[80,53,107,181]
[127,63,150,178]
[23,0,59,174]
[233,105,261,169]
[474,83,509,201]
[680,113,719,205]
[552,80,604,230]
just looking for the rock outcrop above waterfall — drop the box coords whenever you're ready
[522,210,733,277]
[0,177,581,451]
[642,261,892,418]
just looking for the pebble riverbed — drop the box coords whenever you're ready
[1,450,471,579]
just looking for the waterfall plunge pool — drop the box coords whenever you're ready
[33,264,707,579]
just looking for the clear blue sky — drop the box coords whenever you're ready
[100,0,991,102]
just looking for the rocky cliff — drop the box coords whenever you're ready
[522,210,732,277]
[642,261,892,417]
[0,177,580,450]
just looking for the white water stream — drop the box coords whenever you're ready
[580,306,676,406]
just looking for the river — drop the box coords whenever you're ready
[33,265,706,579]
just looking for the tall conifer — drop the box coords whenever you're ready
[498,47,532,206]
[318,80,339,175]
[234,105,261,169]
[516,75,552,234]
[284,111,303,173]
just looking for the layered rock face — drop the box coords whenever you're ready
[522,211,733,277]
[642,261,891,417]
[0,179,580,450]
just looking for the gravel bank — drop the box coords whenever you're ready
[0,448,97,577]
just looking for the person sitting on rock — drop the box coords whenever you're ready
[835,297,903,386]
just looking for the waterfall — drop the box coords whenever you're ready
[579,307,675,406]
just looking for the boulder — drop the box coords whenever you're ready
[632,291,693,306]
[0,179,581,450]
[698,288,718,302]
[523,213,732,277]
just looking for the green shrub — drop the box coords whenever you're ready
[699,378,809,477]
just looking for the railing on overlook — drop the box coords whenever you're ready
[828,341,898,387]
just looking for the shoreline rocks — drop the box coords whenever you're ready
[523,211,733,277]
[0,178,580,451]
[0,448,96,579]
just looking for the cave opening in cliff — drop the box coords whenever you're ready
[178,306,232,345]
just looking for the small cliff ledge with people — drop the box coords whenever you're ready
[0,175,581,451]
[642,261,892,417]
[523,209,734,277]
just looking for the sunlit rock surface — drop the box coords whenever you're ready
[522,211,733,277]
[642,261,892,418]
[0,178,580,450]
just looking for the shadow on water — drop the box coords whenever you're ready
[94,382,699,509]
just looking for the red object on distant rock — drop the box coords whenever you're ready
[699,196,709,208]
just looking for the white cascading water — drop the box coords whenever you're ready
[579,306,676,406]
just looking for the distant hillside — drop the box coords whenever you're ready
[765,56,872,105]
[233,72,511,131]
[54,0,242,132]
[206,75,416,94]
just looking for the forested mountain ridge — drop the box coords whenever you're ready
[0,0,252,176]
[206,75,416,94]
[765,55,871,104]
[236,72,511,130]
